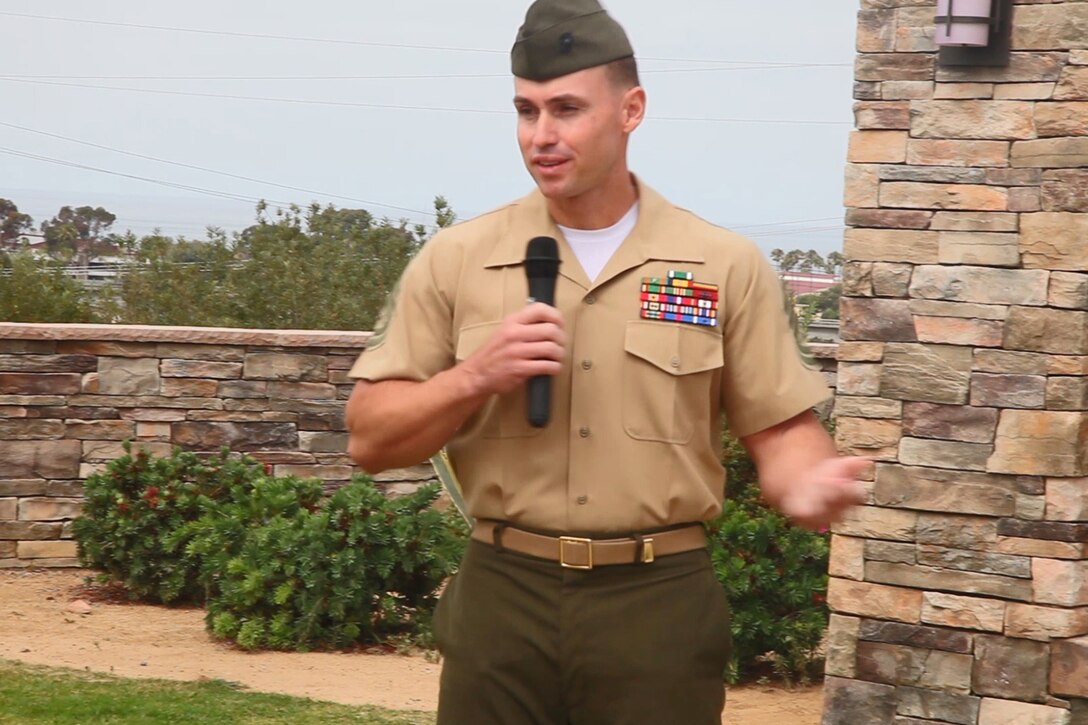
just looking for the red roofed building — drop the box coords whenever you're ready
[778,269,839,296]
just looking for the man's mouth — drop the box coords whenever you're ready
[535,157,569,174]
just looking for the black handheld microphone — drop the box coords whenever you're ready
[524,236,561,428]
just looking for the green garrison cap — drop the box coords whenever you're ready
[511,0,634,81]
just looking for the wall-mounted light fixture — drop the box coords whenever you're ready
[935,0,1013,67]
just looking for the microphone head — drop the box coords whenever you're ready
[525,236,560,278]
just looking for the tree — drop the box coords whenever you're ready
[5,195,456,329]
[771,248,842,275]
[797,284,842,321]
[770,248,807,273]
[226,203,424,330]
[772,247,843,325]
[0,199,33,245]
[111,232,236,327]
[41,205,117,256]
[823,252,844,276]
[110,196,456,331]
[800,250,825,273]
[0,253,97,322]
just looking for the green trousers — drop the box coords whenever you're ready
[434,539,732,725]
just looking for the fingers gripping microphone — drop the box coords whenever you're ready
[524,236,561,428]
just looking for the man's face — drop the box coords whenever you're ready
[513,66,633,201]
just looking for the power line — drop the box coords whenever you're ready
[0,146,296,209]
[730,217,841,231]
[0,121,438,217]
[0,63,849,81]
[1,123,847,236]
[1,146,440,235]
[0,78,851,126]
[0,11,511,57]
[747,225,844,238]
[0,11,849,68]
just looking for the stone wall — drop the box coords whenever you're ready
[0,323,431,569]
[0,324,838,569]
[828,2,1088,723]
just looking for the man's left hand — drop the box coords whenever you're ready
[775,455,868,530]
[741,411,869,531]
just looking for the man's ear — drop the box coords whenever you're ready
[621,86,647,133]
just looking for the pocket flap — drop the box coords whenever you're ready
[624,320,723,376]
[455,321,501,361]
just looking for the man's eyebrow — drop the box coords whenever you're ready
[546,94,587,105]
[512,93,589,106]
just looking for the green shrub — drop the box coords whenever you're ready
[196,477,467,651]
[76,446,467,651]
[166,471,324,598]
[72,444,267,603]
[709,432,830,685]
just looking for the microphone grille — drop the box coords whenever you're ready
[526,236,559,261]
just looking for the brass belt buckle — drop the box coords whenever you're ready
[641,537,655,564]
[559,536,594,570]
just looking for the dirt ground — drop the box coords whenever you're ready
[0,569,823,723]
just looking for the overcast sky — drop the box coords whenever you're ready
[2,2,857,254]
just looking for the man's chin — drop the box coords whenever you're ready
[533,177,575,200]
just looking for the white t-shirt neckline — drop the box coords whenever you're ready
[557,202,640,284]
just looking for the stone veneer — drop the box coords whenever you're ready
[0,323,838,570]
[0,323,433,568]
[827,2,1088,724]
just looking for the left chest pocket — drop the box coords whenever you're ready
[622,320,723,444]
[455,321,543,439]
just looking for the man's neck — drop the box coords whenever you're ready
[546,171,639,230]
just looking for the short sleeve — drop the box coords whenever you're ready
[348,240,455,382]
[719,244,830,438]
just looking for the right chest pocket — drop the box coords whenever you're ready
[622,320,723,444]
[455,321,543,439]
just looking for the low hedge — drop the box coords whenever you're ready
[74,445,465,651]
[710,433,830,684]
[75,442,828,680]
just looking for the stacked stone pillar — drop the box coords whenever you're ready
[825,2,1088,724]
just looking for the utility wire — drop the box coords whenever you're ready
[0,63,850,81]
[0,11,851,68]
[2,121,845,237]
[729,216,841,230]
[745,225,844,238]
[0,146,297,209]
[0,121,438,217]
[0,78,852,126]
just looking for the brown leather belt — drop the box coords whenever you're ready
[471,520,707,569]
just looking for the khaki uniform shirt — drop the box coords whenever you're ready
[350,178,829,533]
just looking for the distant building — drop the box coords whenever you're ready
[7,235,129,289]
[779,270,839,296]
[807,318,841,344]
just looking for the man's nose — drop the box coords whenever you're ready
[533,112,559,148]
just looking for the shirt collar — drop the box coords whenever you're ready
[483,176,705,290]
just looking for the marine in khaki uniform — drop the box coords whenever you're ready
[346,1,866,722]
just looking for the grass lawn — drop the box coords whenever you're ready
[0,660,436,725]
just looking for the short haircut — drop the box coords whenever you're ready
[605,56,641,90]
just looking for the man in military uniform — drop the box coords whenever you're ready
[345,1,866,722]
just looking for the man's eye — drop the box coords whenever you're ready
[516,107,536,117]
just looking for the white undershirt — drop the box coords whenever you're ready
[558,202,639,284]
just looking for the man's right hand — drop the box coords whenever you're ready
[346,304,566,472]
[459,303,567,397]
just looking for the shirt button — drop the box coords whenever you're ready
[581,359,593,371]
[670,356,681,368]
[579,426,590,438]
[576,496,588,505]
[584,295,596,305]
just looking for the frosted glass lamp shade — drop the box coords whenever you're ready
[935,0,993,47]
